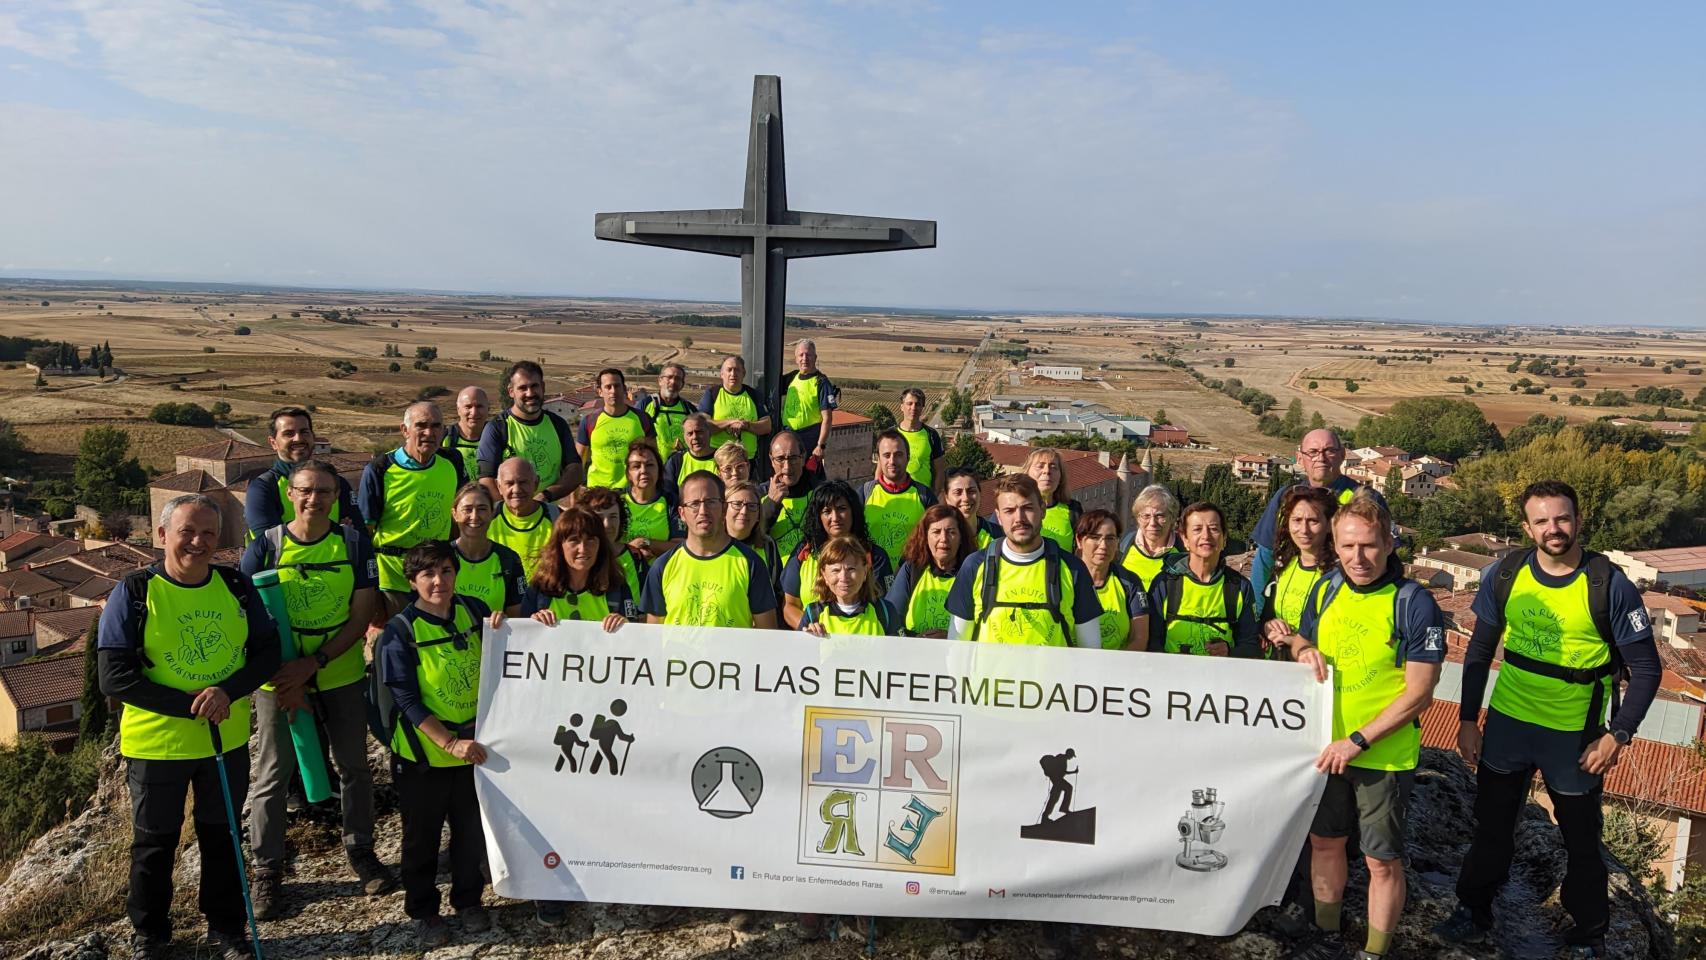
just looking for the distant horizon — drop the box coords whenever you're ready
[8,271,1697,331]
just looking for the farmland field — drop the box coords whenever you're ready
[5,281,1706,486]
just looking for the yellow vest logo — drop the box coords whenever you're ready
[1509,605,1565,659]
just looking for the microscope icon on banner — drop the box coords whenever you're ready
[1175,787,1229,872]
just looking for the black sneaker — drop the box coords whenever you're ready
[129,932,170,960]
[417,915,451,949]
[456,905,491,934]
[1433,904,1491,945]
[1269,901,1314,939]
[204,927,255,960]
[1290,930,1352,960]
[534,899,569,927]
[250,870,283,921]
[349,848,398,896]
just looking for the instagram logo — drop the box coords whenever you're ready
[904,881,920,895]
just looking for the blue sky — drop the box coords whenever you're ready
[1,1,1702,325]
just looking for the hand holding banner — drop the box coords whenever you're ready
[474,621,1330,935]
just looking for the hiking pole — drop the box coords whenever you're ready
[209,721,266,960]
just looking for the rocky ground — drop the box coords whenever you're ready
[2,748,1676,960]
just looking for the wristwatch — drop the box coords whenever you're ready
[1611,729,1632,746]
[1348,731,1369,750]
[313,651,330,668]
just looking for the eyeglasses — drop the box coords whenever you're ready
[1080,534,1119,544]
[1136,512,1170,523]
[682,499,725,513]
[726,502,758,514]
[289,487,337,498]
[1299,447,1344,460]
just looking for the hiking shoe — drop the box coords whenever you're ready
[417,915,451,949]
[204,927,255,960]
[796,913,825,941]
[128,932,170,960]
[1269,900,1314,938]
[1563,943,1606,959]
[948,918,983,942]
[1289,930,1352,960]
[534,899,568,927]
[250,871,283,921]
[455,905,491,934]
[727,910,754,931]
[349,848,398,896]
[1433,904,1491,945]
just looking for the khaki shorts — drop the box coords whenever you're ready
[1310,766,1413,862]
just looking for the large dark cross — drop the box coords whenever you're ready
[594,74,936,416]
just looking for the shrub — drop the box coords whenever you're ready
[233,326,250,336]
[0,736,106,864]
[202,346,216,353]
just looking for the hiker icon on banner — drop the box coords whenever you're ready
[1020,748,1096,845]
[552,700,636,776]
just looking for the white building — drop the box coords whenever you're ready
[1605,547,1706,590]
[1028,364,1083,381]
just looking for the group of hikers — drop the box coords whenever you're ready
[97,340,1661,960]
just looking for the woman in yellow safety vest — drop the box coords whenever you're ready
[1074,508,1150,651]
[725,480,783,598]
[449,482,525,618]
[885,504,972,638]
[1118,483,1184,589]
[1146,501,1260,657]
[571,486,646,602]
[799,536,900,636]
[521,506,636,629]
[780,480,895,628]
[1017,447,1082,552]
[1260,485,1339,659]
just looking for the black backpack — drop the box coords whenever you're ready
[803,599,898,635]
[969,547,1071,645]
[1487,547,1626,732]
[1158,566,1243,643]
[1308,569,1430,669]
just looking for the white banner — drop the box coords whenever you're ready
[473,621,1331,934]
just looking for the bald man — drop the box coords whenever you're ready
[1248,428,1387,614]
[442,386,489,482]
[360,402,468,602]
[490,457,559,580]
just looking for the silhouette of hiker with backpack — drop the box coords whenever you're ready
[589,700,636,775]
[1040,749,1077,820]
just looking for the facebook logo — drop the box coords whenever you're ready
[730,866,745,880]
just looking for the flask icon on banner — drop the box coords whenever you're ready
[692,746,764,819]
[1175,787,1228,872]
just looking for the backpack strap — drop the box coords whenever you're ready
[119,568,157,664]
[1392,579,1424,668]
[1221,571,1241,630]
[1491,547,1535,624]
[1044,547,1070,645]
[1585,550,1628,729]
[875,600,897,636]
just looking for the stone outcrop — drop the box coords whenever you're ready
[2,747,1674,958]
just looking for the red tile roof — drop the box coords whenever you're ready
[33,606,99,639]
[0,569,62,598]
[21,541,86,566]
[148,469,225,493]
[175,439,268,461]
[67,577,116,601]
[1644,592,1700,616]
[0,531,57,558]
[0,653,82,711]
[1422,699,1706,817]
[0,610,32,637]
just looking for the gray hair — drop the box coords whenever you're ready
[158,493,222,531]
[684,412,713,431]
[402,401,442,427]
[795,338,817,353]
[1131,484,1180,524]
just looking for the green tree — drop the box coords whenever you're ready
[1344,379,1359,393]
[415,345,438,361]
[868,403,897,435]
[1280,398,1304,438]
[1351,397,1503,460]
[78,627,111,743]
[0,417,27,472]
[1307,381,1319,391]
[944,433,996,480]
[1223,357,1235,368]
[1595,484,1682,551]
[73,426,147,512]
